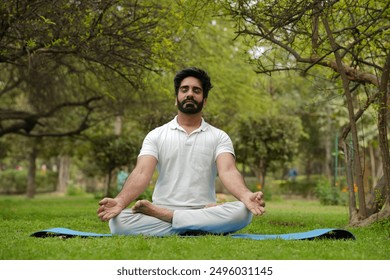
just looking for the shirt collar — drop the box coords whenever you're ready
[170,115,208,132]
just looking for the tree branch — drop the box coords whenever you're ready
[0,96,102,137]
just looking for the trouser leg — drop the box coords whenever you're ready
[172,201,252,234]
[109,201,252,236]
[109,209,176,236]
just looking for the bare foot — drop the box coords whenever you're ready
[132,200,173,223]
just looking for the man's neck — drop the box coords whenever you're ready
[177,112,202,134]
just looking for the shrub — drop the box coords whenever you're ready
[279,177,316,198]
[315,178,347,206]
[0,169,57,194]
[67,185,87,196]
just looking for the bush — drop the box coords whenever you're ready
[244,177,262,193]
[67,185,87,196]
[279,177,316,198]
[0,169,57,194]
[315,178,347,206]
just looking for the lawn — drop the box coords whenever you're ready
[0,194,389,260]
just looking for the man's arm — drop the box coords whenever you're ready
[216,153,265,216]
[97,155,157,221]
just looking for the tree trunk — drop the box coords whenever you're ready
[114,115,122,136]
[26,145,37,198]
[104,170,114,197]
[350,201,390,227]
[343,141,359,223]
[365,176,387,216]
[323,113,332,180]
[260,170,266,191]
[345,38,390,226]
[341,92,367,217]
[322,16,367,218]
[253,159,267,189]
[304,157,313,181]
[56,155,70,194]
[368,145,378,187]
[377,52,390,208]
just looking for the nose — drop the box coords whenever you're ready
[187,88,195,96]
[183,91,195,101]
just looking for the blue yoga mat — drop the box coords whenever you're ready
[30,227,355,240]
[231,228,355,240]
[31,228,112,238]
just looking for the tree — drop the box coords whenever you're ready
[0,0,186,137]
[0,0,198,197]
[235,115,303,189]
[87,134,140,197]
[221,0,390,225]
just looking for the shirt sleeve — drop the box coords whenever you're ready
[215,130,235,160]
[138,129,159,160]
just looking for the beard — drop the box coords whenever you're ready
[177,96,204,114]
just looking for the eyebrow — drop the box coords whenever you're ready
[179,85,203,90]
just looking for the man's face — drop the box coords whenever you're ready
[176,76,207,114]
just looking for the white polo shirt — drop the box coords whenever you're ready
[138,116,235,209]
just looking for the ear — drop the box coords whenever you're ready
[203,98,207,107]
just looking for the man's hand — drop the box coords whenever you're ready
[97,198,124,221]
[242,191,266,216]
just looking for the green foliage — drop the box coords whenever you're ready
[89,134,141,176]
[280,178,317,198]
[0,169,57,194]
[160,9,275,130]
[220,0,390,212]
[0,139,9,160]
[243,177,262,192]
[0,0,197,137]
[66,185,87,196]
[235,115,304,178]
[222,0,389,77]
[315,178,347,206]
[371,218,390,239]
[0,0,388,226]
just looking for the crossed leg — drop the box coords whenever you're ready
[132,200,173,223]
[109,200,253,236]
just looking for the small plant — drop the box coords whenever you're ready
[66,184,87,196]
[315,178,347,206]
[0,169,57,194]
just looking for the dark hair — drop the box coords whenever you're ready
[174,67,213,98]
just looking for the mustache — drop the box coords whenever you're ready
[181,96,198,105]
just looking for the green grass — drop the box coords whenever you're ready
[0,194,389,260]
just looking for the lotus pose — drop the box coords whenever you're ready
[97,67,265,236]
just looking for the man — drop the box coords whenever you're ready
[97,67,265,236]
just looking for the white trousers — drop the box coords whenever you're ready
[109,201,253,236]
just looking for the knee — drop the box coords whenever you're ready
[232,202,253,225]
[108,210,133,235]
[220,202,252,233]
[108,215,124,235]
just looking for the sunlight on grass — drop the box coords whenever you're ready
[0,195,389,260]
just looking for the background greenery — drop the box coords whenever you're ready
[1,194,388,260]
[2,0,387,199]
[1,0,389,246]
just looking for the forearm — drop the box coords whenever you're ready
[115,171,150,209]
[220,168,265,216]
[219,168,252,202]
[217,154,264,215]
[114,155,156,209]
